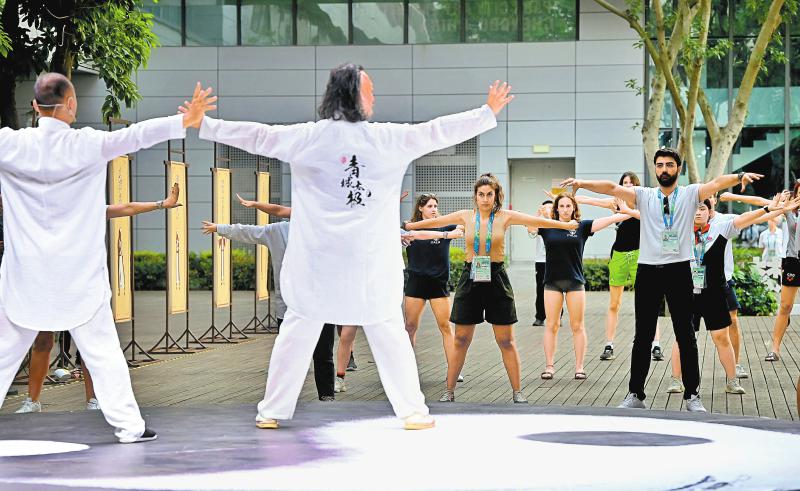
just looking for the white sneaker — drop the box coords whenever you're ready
[735,364,749,379]
[666,377,685,394]
[86,398,100,410]
[438,389,455,402]
[15,398,41,413]
[334,376,347,393]
[457,373,464,383]
[685,394,707,412]
[403,413,435,430]
[617,393,646,409]
[725,378,746,394]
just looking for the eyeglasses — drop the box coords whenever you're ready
[663,196,670,216]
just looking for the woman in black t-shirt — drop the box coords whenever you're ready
[404,194,463,382]
[535,193,629,380]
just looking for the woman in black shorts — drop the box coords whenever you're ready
[404,193,464,382]
[405,173,577,403]
[536,193,629,381]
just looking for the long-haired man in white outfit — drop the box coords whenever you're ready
[0,73,215,443]
[190,63,513,430]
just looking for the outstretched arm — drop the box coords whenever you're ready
[405,210,467,230]
[560,178,636,205]
[591,213,630,233]
[395,81,510,160]
[698,172,762,201]
[203,221,278,246]
[741,195,800,228]
[543,188,617,210]
[719,191,772,207]
[406,228,465,241]
[237,194,291,218]
[615,198,641,219]
[106,183,181,218]
[100,83,215,162]
[504,209,578,230]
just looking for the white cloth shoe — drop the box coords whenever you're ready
[15,398,41,413]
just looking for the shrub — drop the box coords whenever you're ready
[732,264,778,316]
[134,249,255,290]
[733,247,761,268]
[583,258,610,291]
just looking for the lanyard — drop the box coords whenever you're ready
[693,228,709,263]
[474,211,495,256]
[657,187,679,230]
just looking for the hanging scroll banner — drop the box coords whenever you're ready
[256,171,270,301]
[109,156,133,322]
[167,161,188,314]
[213,168,232,308]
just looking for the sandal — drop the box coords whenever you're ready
[574,371,587,380]
[541,365,555,380]
[765,352,780,362]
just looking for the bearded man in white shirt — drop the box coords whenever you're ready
[0,73,215,443]
[191,63,513,430]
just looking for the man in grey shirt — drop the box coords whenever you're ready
[562,148,761,412]
[202,218,335,401]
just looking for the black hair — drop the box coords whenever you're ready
[33,72,73,106]
[542,200,553,205]
[702,199,712,210]
[318,63,366,123]
[653,147,683,166]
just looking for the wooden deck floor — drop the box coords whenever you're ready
[3,265,798,420]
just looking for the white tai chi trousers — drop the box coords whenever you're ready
[257,308,429,420]
[0,302,145,442]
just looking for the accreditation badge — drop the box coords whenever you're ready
[661,229,680,255]
[690,259,706,291]
[471,255,491,282]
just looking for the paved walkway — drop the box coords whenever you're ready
[3,265,798,420]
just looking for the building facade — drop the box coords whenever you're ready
[14,1,797,260]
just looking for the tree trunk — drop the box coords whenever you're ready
[679,122,701,183]
[50,44,74,79]
[642,72,667,186]
[0,71,18,129]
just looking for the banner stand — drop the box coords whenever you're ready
[108,118,155,366]
[149,141,205,354]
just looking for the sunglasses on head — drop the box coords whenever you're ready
[663,196,670,215]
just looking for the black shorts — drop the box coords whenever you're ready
[450,262,517,325]
[404,271,449,299]
[724,280,740,311]
[692,286,732,331]
[782,257,800,286]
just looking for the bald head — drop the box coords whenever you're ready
[34,72,74,107]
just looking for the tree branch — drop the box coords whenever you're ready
[697,86,720,141]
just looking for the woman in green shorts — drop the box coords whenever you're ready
[405,173,576,404]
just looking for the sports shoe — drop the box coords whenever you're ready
[617,392,646,409]
[735,364,749,379]
[600,345,615,360]
[15,398,41,413]
[532,319,545,327]
[346,353,357,371]
[86,398,100,411]
[404,413,435,430]
[319,395,335,402]
[457,373,464,383]
[685,394,707,412]
[119,428,158,443]
[512,391,528,404]
[438,389,455,402]
[255,418,279,429]
[666,377,684,394]
[725,378,746,394]
[651,346,664,361]
[334,376,347,393]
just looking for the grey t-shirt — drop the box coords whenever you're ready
[634,183,701,265]
[217,220,290,318]
[784,212,800,258]
[709,211,736,281]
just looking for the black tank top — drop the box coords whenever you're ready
[612,218,640,252]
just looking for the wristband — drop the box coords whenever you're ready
[763,205,770,214]
[443,231,448,239]
[738,172,746,182]
[156,200,163,210]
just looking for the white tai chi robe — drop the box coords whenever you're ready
[200,106,497,421]
[0,115,185,441]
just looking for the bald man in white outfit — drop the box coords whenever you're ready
[0,73,215,443]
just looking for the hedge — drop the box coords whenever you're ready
[134,250,255,290]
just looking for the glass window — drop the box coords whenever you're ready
[185,0,238,46]
[408,0,461,44]
[140,0,182,46]
[791,36,800,124]
[709,0,729,38]
[732,0,769,37]
[297,1,349,45]
[465,0,517,43]
[353,1,404,45]
[241,0,293,46]
[732,40,785,126]
[522,0,576,42]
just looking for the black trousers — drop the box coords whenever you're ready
[277,319,335,399]
[632,262,699,400]
[534,262,546,321]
